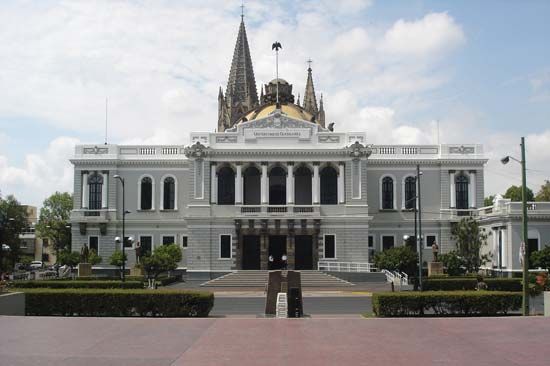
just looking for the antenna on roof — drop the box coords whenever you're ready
[240,0,245,19]
[104,97,108,145]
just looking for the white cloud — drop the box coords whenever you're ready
[3,1,545,205]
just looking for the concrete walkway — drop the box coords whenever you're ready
[1,316,549,365]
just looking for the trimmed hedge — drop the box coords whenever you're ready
[372,291,522,317]
[24,289,214,317]
[65,276,145,282]
[10,280,143,289]
[423,278,522,292]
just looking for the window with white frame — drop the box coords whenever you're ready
[89,236,99,253]
[425,235,437,249]
[324,234,336,259]
[181,236,188,248]
[220,235,232,259]
[162,235,176,245]
[381,176,394,209]
[162,176,176,210]
[382,235,395,251]
[140,176,154,210]
[140,236,153,256]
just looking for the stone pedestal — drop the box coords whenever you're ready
[77,263,92,277]
[544,292,550,317]
[130,266,144,277]
[428,262,444,277]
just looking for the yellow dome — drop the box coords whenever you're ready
[241,103,314,123]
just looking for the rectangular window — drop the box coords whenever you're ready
[220,235,232,259]
[123,236,133,248]
[181,236,188,248]
[382,236,394,251]
[324,235,336,259]
[140,236,153,256]
[368,236,374,248]
[89,236,99,253]
[426,235,437,249]
[162,236,176,245]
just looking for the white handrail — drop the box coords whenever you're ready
[318,261,376,273]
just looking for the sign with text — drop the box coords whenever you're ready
[244,128,311,140]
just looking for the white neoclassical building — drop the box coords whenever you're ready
[69,18,550,280]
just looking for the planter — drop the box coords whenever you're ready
[78,263,93,277]
[0,292,25,316]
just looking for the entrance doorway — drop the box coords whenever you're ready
[295,235,313,270]
[242,235,261,270]
[269,235,287,269]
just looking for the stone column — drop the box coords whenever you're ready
[312,163,320,204]
[81,171,89,208]
[469,170,476,208]
[338,163,345,204]
[261,163,268,204]
[210,163,217,204]
[101,171,108,208]
[286,162,294,204]
[449,170,456,208]
[235,163,242,204]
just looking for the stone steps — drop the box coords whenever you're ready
[201,270,355,287]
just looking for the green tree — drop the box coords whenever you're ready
[88,249,102,265]
[535,180,550,202]
[503,185,534,202]
[531,245,550,269]
[36,192,73,257]
[0,194,28,271]
[373,246,418,276]
[451,217,491,273]
[109,249,127,278]
[141,244,182,284]
[438,250,467,276]
[484,195,495,207]
[58,250,80,270]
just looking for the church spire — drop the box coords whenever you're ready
[303,60,318,116]
[220,17,259,131]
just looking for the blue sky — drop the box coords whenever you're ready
[0,0,549,208]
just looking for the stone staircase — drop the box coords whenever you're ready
[201,270,355,287]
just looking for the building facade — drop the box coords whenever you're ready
[69,18,549,279]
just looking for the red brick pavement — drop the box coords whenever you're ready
[1,316,548,366]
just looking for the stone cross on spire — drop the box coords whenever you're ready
[218,16,259,131]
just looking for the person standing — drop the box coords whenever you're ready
[282,254,288,270]
[268,255,274,270]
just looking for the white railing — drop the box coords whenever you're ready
[318,261,376,273]
[238,205,319,216]
[381,269,409,286]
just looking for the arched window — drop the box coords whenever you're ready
[243,166,261,205]
[404,176,416,209]
[218,166,235,205]
[456,174,469,209]
[294,166,312,205]
[269,166,286,205]
[381,176,394,210]
[320,166,338,204]
[88,173,103,210]
[140,177,153,210]
[163,177,175,210]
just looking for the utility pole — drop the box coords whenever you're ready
[417,164,423,291]
[520,137,529,316]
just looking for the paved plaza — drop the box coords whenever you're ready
[1,316,549,366]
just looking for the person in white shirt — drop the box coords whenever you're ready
[282,254,288,269]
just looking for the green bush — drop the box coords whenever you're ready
[157,275,182,286]
[10,280,143,289]
[423,278,522,292]
[374,246,418,276]
[372,291,522,317]
[71,276,145,282]
[24,289,214,317]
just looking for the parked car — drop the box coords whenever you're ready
[29,261,43,269]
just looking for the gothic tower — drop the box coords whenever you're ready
[302,65,325,128]
[218,17,259,132]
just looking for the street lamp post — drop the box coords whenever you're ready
[113,175,127,282]
[501,137,529,316]
[417,164,423,291]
